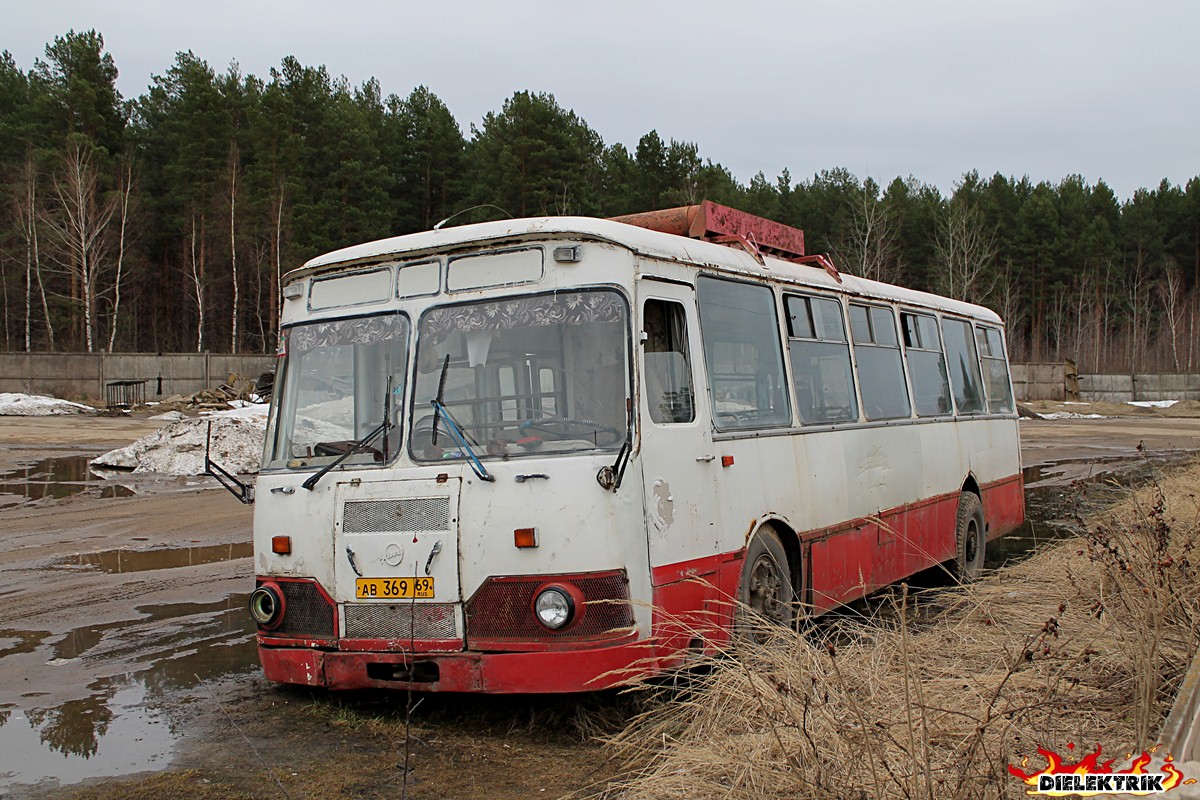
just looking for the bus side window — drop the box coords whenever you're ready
[975,325,1014,413]
[848,303,911,421]
[643,300,695,424]
[785,294,858,424]
[900,311,953,417]
[696,277,791,430]
[941,318,985,414]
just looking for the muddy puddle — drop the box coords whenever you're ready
[984,452,1189,568]
[0,456,135,506]
[51,542,255,574]
[0,594,255,792]
[0,454,219,510]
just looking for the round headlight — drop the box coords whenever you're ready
[534,587,574,630]
[249,584,284,628]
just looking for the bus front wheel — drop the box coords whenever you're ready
[738,528,794,632]
[952,492,986,582]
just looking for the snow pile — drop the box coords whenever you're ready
[0,392,95,416]
[93,405,267,475]
[1128,399,1180,409]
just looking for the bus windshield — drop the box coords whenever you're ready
[264,313,409,470]
[411,289,629,461]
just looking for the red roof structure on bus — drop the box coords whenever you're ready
[609,200,806,260]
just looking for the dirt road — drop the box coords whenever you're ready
[1,411,1198,798]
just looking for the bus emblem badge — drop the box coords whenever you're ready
[381,543,405,567]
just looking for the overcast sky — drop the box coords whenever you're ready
[7,1,1198,201]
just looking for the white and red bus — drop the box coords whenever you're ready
[245,201,1023,693]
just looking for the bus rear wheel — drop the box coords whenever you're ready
[952,492,986,582]
[737,528,794,633]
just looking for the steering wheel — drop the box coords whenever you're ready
[518,416,621,445]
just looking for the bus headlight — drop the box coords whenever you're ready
[534,587,574,630]
[249,583,285,629]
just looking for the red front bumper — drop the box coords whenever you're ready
[258,638,660,693]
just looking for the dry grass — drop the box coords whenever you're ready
[593,461,1200,799]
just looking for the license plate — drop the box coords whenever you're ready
[355,577,435,600]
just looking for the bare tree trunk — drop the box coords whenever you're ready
[17,154,37,351]
[1047,283,1068,362]
[228,142,240,354]
[1099,261,1117,372]
[273,180,285,348]
[0,255,9,347]
[190,211,205,353]
[253,239,266,351]
[35,231,53,351]
[1129,258,1151,373]
[1,257,10,350]
[107,157,134,353]
[1072,272,1091,370]
[1188,289,1197,372]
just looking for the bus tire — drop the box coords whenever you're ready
[737,527,794,632]
[952,492,986,582]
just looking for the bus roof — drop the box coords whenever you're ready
[290,216,1003,325]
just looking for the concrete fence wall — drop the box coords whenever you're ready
[0,352,276,401]
[1012,363,1200,402]
[1010,363,1067,402]
[1080,373,1200,403]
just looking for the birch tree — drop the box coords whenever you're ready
[834,182,897,282]
[934,197,996,302]
[1158,263,1185,371]
[13,151,56,350]
[42,139,115,352]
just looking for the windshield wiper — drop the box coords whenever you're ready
[596,398,633,492]
[303,376,392,491]
[430,354,494,483]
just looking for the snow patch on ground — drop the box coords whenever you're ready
[1128,400,1180,409]
[1035,411,1107,420]
[202,400,270,420]
[93,406,267,475]
[0,392,95,416]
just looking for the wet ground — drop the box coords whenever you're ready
[0,413,1198,798]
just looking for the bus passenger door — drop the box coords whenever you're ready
[637,279,724,646]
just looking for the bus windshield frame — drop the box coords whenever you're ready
[263,312,409,471]
[409,288,631,463]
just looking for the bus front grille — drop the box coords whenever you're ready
[343,603,457,640]
[343,497,451,533]
[262,579,335,639]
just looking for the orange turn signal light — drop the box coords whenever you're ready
[514,528,539,548]
[721,455,735,467]
[271,535,292,555]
